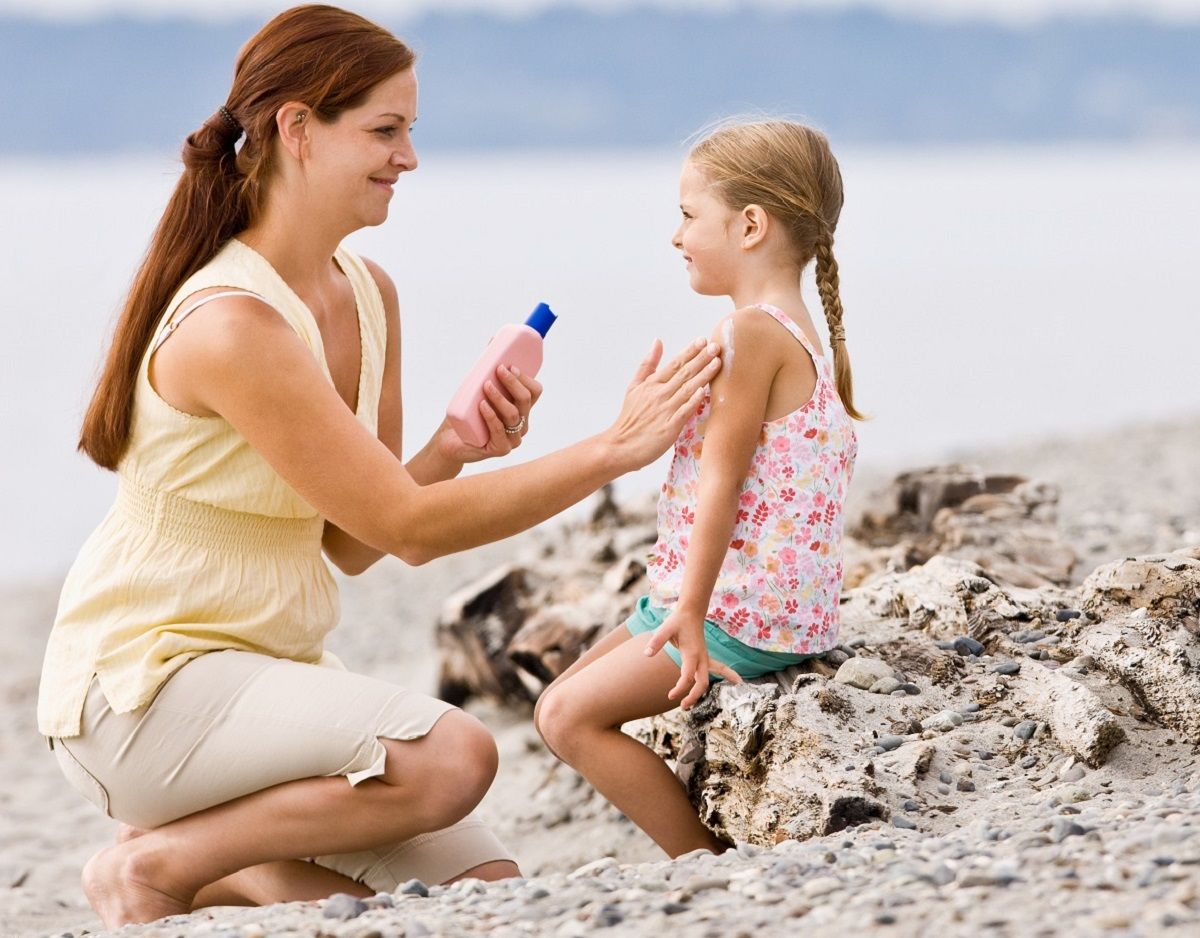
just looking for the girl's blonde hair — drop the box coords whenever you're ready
[689,119,865,421]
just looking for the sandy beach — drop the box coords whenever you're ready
[2,414,1198,938]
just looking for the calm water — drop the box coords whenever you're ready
[3,144,1198,585]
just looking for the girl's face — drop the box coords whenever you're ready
[672,160,740,296]
[301,68,419,230]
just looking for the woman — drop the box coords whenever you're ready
[38,4,720,928]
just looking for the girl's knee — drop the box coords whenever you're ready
[533,687,587,761]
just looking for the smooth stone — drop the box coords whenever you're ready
[992,661,1021,675]
[1055,609,1082,621]
[1051,818,1088,842]
[899,683,921,695]
[960,702,981,713]
[892,815,918,830]
[957,779,976,792]
[877,735,905,752]
[1014,721,1038,740]
[322,893,368,921]
[931,864,956,886]
[923,710,964,732]
[953,636,985,657]
[1014,630,1046,643]
[870,677,903,695]
[399,879,430,898]
[833,657,895,690]
[1020,755,1038,768]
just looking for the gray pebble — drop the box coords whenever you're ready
[1055,609,1082,621]
[662,901,689,914]
[939,771,954,784]
[322,893,368,921]
[1015,629,1046,643]
[870,677,903,694]
[957,778,976,792]
[953,636,985,657]
[899,683,921,695]
[903,800,921,811]
[931,863,956,885]
[592,904,623,926]
[1051,818,1088,842]
[892,815,918,830]
[1014,720,1038,740]
[877,735,905,752]
[1020,755,1038,768]
[992,661,1021,675]
[399,879,430,898]
[960,701,981,713]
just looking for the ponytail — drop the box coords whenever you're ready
[78,109,249,469]
[77,3,415,470]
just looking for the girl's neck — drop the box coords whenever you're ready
[728,269,804,315]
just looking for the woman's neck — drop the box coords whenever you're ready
[237,198,350,295]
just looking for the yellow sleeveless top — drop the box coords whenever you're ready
[38,238,388,737]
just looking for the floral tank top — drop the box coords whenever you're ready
[647,304,858,654]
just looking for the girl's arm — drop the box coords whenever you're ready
[646,309,784,707]
[322,260,542,574]
[169,291,720,567]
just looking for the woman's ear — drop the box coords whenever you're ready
[275,101,312,162]
[740,204,768,251]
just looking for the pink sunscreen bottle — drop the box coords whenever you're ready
[446,302,557,448]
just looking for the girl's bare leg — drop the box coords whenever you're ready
[83,710,502,928]
[532,623,634,747]
[534,631,728,858]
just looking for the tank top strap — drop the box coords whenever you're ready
[150,290,270,355]
[749,302,825,364]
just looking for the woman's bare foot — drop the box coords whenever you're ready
[82,841,192,929]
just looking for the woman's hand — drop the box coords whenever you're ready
[645,610,742,710]
[607,337,722,471]
[434,364,543,464]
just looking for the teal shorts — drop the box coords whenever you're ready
[623,595,819,681]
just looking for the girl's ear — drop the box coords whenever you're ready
[275,101,312,162]
[740,204,768,250]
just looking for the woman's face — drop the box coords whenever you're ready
[672,160,739,296]
[302,68,420,229]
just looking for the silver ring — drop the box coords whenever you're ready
[503,415,526,435]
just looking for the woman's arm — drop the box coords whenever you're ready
[645,309,783,706]
[169,293,720,566]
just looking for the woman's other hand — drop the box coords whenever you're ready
[607,337,722,470]
[435,365,543,464]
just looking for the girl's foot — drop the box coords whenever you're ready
[82,842,192,928]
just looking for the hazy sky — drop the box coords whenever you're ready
[3,0,1199,24]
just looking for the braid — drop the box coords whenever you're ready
[814,232,845,347]
[814,228,866,420]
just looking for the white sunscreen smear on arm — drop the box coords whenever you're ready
[716,317,735,405]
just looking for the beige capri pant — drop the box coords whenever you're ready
[49,649,513,891]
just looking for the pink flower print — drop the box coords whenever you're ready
[806,622,820,638]
[729,537,745,550]
[736,509,749,523]
[722,593,739,608]
[804,427,818,439]
[681,506,695,524]
[807,509,821,525]
[813,492,826,506]
[772,436,790,454]
[739,491,758,508]
[785,598,799,614]
[809,540,821,551]
[752,503,770,526]
[780,487,796,502]
[779,547,797,566]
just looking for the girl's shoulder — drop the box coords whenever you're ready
[709,305,791,362]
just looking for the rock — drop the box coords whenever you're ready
[1081,548,1200,620]
[953,636,985,657]
[322,893,368,921]
[1056,608,1083,621]
[923,710,964,732]
[992,660,1021,675]
[1014,721,1038,740]
[876,735,905,752]
[398,879,430,898]
[869,677,902,694]
[833,657,895,689]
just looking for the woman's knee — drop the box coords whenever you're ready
[381,710,498,827]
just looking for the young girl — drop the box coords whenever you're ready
[534,119,863,857]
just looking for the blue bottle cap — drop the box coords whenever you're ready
[525,302,557,338]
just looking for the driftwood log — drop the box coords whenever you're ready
[434,470,1200,847]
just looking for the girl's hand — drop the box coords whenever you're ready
[645,611,742,710]
[435,365,544,464]
[607,337,722,471]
